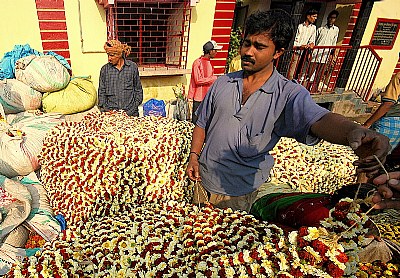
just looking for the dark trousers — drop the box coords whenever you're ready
[191,100,201,124]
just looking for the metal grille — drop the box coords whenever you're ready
[276,45,382,100]
[114,0,191,69]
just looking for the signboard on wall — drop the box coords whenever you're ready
[370,18,400,49]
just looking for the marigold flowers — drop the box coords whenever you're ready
[38,112,194,224]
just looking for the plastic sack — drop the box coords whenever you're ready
[0,44,71,80]
[0,44,41,80]
[0,175,32,242]
[143,98,166,117]
[173,98,189,121]
[41,76,97,115]
[22,172,61,242]
[0,112,64,178]
[0,79,42,114]
[0,243,38,276]
[0,103,10,134]
[15,55,70,93]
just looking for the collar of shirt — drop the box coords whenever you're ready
[302,22,313,27]
[200,56,211,61]
[110,58,131,69]
[324,24,337,29]
[227,68,279,94]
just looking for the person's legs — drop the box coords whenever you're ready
[209,190,259,212]
[191,183,259,212]
[287,53,300,80]
[191,101,201,124]
[309,62,324,93]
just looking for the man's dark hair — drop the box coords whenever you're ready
[243,9,294,50]
[328,10,339,18]
[306,8,318,16]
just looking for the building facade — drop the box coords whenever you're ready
[1,0,399,102]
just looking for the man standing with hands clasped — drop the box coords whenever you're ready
[98,40,143,117]
[188,40,222,124]
[186,9,390,212]
[309,10,340,92]
[288,8,318,81]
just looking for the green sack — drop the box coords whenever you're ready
[42,76,97,115]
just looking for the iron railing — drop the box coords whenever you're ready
[276,45,382,101]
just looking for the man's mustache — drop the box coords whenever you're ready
[241,56,255,64]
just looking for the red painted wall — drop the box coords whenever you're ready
[35,0,71,65]
[210,0,236,75]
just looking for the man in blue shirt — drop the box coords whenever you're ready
[98,40,143,117]
[186,9,390,212]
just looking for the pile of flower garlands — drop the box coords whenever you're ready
[319,197,369,276]
[357,261,399,277]
[370,209,400,246]
[270,138,358,193]
[38,111,194,224]
[8,198,369,278]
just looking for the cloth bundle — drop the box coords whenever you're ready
[104,40,131,57]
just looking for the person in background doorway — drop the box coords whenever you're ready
[308,10,340,93]
[188,40,222,124]
[287,8,318,81]
[185,9,390,212]
[98,40,143,117]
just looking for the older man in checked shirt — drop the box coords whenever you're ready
[98,40,143,117]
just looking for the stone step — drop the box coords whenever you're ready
[311,90,369,116]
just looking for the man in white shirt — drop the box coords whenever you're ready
[309,10,340,93]
[288,9,318,81]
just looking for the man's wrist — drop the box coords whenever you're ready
[189,151,200,159]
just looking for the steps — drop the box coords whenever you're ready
[311,90,370,118]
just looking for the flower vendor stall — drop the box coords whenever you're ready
[1,111,399,277]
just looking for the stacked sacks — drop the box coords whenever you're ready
[0,172,61,276]
[41,76,97,115]
[1,45,97,117]
[0,109,64,178]
[0,79,42,113]
[15,55,70,93]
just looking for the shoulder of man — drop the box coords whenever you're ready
[278,73,310,95]
[125,59,138,66]
[100,63,111,72]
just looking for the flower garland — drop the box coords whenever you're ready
[8,198,371,278]
[38,112,194,224]
[320,197,370,277]
[24,230,46,249]
[269,138,358,193]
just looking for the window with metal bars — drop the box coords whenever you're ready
[112,0,191,69]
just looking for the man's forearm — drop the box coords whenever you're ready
[311,112,363,146]
[364,102,393,128]
[190,126,206,156]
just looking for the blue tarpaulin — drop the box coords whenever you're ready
[0,44,71,80]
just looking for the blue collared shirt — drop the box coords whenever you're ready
[196,69,329,196]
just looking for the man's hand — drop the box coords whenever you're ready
[372,172,400,209]
[349,128,390,176]
[186,153,201,181]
